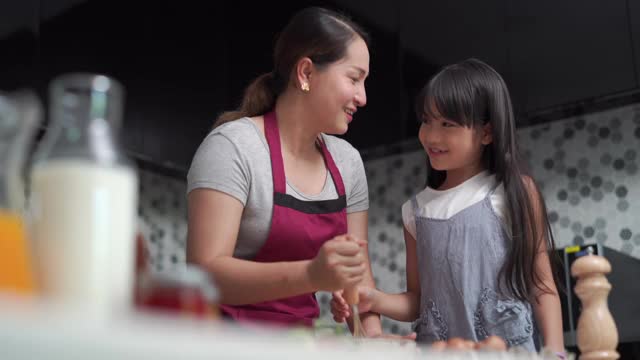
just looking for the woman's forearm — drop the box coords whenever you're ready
[357,253,382,336]
[192,256,314,305]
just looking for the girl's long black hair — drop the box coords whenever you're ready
[416,58,561,301]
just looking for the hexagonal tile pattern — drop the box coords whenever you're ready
[518,104,639,256]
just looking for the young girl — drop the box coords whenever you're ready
[332,59,565,354]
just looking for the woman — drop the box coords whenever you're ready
[187,7,383,333]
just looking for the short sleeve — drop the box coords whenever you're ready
[401,199,417,239]
[186,132,250,206]
[346,151,369,213]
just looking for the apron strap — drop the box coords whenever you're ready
[411,195,420,215]
[264,111,347,198]
[263,111,286,194]
[316,135,346,197]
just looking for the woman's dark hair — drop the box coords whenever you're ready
[214,7,369,127]
[415,58,562,302]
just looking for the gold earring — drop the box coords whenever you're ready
[301,82,310,92]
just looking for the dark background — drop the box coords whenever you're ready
[1,0,639,175]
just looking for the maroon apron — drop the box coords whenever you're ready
[219,111,348,327]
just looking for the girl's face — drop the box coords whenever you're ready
[306,37,369,135]
[419,105,492,184]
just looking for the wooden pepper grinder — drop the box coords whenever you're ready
[571,248,619,360]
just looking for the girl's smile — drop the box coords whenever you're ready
[426,147,448,157]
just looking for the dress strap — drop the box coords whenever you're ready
[411,195,420,215]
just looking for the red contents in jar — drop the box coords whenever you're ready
[139,282,214,318]
[133,234,219,319]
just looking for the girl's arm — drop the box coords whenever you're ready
[531,246,565,353]
[187,188,365,305]
[524,177,565,354]
[368,226,421,322]
[332,224,420,329]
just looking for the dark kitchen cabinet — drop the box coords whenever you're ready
[37,1,235,170]
[629,0,640,89]
[394,0,508,136]
[0,0,39,92]
[129,3,231,170]
[31,0,406,172]
[3,0,640,177]
[398,0,508,84]
[506,0,637,113]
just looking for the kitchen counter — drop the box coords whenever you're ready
[0,295,555,360]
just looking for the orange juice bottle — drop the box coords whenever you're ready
[0,209,36,294]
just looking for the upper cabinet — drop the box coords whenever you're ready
[398,0,508,76]
[0,0,39,91]
[395,0,638,116]
[37,1,232,170]
[506,0,637,113]
[1,0,640,175]
[124,3,230,170]
[630,0,640,89]
[396,0,507,134]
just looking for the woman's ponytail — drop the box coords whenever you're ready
[213,72,279,128]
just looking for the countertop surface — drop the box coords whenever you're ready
[0,295,556,360]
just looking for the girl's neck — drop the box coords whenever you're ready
[274,91,321,158]
[439,164,487,190]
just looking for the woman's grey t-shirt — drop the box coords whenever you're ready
[187,118,369,259]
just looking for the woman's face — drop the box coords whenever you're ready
[307,36,369,135]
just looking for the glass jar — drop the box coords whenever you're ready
[136,265,220,320]
[29,74,138,317]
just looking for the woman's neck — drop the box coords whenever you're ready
[274,91,321,158]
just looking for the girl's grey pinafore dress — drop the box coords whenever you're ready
[411,191,537,351]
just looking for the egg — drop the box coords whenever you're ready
[462,340,476,351]
[430,340,447,351]
[447,337,474,351]
[475,335,507,351]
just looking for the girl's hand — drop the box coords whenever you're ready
[330,286,377,322]
[307,235,366,292]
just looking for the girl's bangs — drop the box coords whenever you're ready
[420,68,484,128]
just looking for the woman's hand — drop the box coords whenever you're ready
[307,234,366,292]
[330,286,377,322]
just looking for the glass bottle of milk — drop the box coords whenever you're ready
[29,74,138,318]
